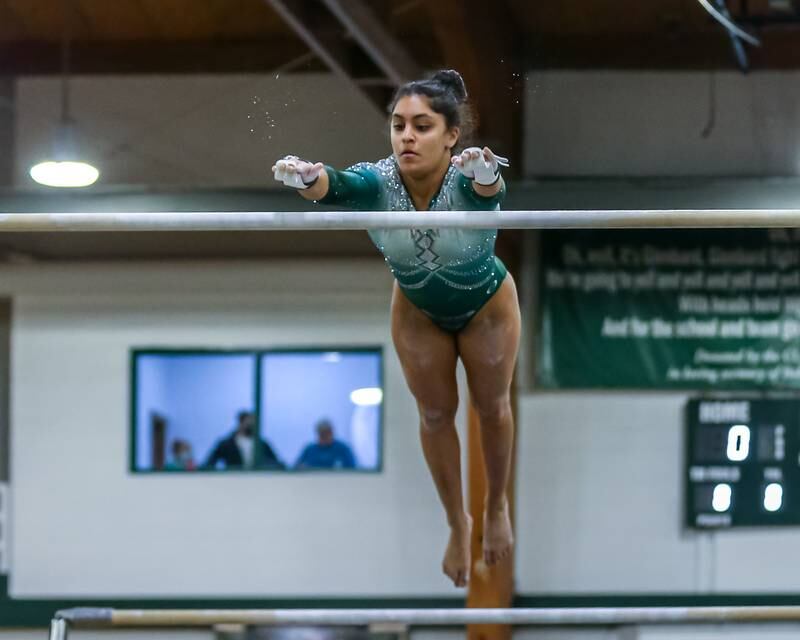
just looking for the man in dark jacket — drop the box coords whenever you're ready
[204,411,284,470]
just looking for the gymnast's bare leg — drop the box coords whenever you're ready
[458,275,520,566]
[391,283,472,587]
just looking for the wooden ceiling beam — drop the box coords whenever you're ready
[425,0,524,175]
[0,39,326,75]
[5,33,800,77]
[262,0,344,71]
[132,0,168,39]
[262,0,396,113]
[525,30,800,69]
[67,0,97,40]
[0,0,29,39]
[740,0,800,17]
[319,0,422,85]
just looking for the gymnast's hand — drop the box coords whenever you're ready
[272,155,324,190]
[451,147,510,186]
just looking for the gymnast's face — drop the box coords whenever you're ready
[391,95,459,179]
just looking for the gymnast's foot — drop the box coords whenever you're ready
[443,514,472,588]
[483,498,513,566]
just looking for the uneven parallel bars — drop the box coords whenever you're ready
[2,209,800,232]
[51,605,800,631]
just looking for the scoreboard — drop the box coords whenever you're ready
[686,398,800,529]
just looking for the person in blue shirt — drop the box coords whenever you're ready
[295,420,356,470]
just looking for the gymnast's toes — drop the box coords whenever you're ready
[483,501,513,567]
[442,515,472,588]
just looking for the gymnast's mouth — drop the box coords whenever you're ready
[400,151,418,158]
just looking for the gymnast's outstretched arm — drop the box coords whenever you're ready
[272,156,327,198]
[272,155,381,209]
[473,174,505,199]
[298,168,329,201]
[451,146,508,199]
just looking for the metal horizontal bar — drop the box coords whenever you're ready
[1,210,800,232]
[54,606,800,627]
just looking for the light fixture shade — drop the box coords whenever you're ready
[350,387,383,406]
[30,161,99,188]
[29,119,99,188]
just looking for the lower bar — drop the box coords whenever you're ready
[49,618,68,640]
[54,606,800,627]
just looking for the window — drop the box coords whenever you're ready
[131,348,383,473]
[260,350,383,471]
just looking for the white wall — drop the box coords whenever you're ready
[5,259,469,597]
[517,393,696,593]
[0,482,8,573]
[525,71,800,177]
[636,625,800,640]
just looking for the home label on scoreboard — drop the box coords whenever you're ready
[686,398,800,528]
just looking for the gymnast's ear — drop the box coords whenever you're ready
[445,125,460,151]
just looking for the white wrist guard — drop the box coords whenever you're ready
[458,147,510,185]
[273,155,321,190]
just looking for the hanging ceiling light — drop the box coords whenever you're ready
[29,1,99,188]
[30,119,99,188]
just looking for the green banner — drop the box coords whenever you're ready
[538,229,800,389]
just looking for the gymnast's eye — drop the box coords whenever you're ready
[417,125,430,132]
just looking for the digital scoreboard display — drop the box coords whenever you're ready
[686,398,800,529]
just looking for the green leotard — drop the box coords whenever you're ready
[321,155,507,333]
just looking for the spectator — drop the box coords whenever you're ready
[295,419,356,470]
[164,438,195,471]
[204,411,285,470]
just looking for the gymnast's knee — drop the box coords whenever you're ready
[418,404,458,433]
[473,396,513,429]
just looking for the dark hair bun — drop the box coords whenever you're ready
[431,69,467,103]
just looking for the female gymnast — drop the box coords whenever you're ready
[273,70,519,588]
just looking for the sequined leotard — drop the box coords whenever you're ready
[320,155,507,333]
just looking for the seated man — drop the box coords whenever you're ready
[204,411,285,470]
[295,419,356,470]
